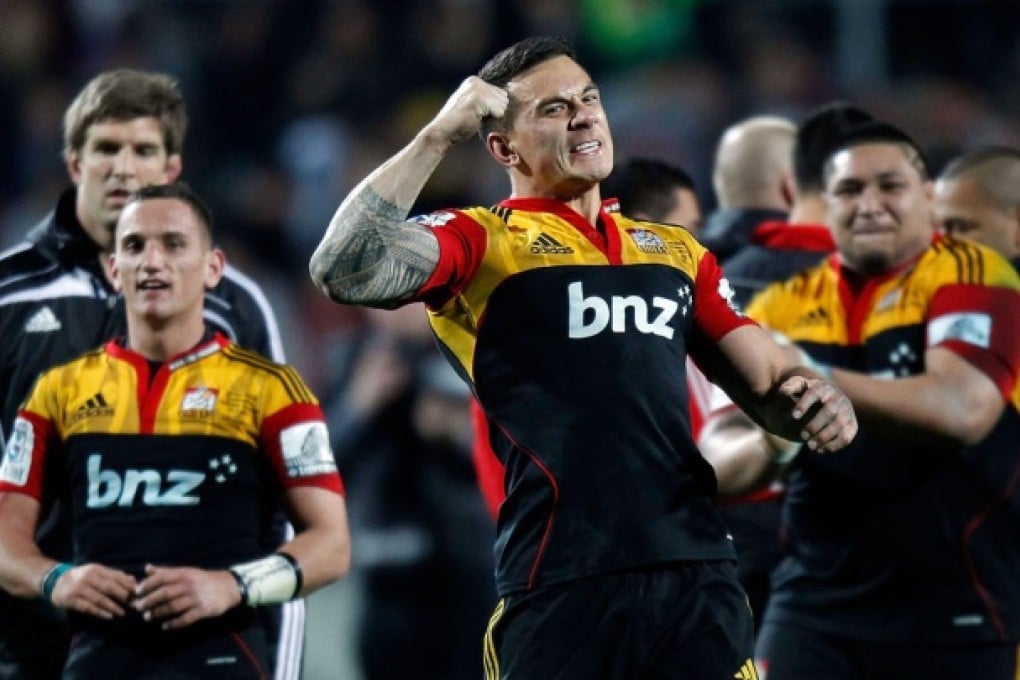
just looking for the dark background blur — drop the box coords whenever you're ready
[2,0,1019,385]
[1,1,1018,676]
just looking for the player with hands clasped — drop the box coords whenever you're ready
[0,182,350,679]
[310,36,855,679]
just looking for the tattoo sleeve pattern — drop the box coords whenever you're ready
[316,186,440,307]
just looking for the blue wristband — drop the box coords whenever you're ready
[40,563,71,602]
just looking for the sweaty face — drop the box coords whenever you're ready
[503,55,614,198]
[112,198,222,329]
[67,117,182,250]
[824,143,934,275]
[934,175,1020,260]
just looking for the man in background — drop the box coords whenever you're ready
[0,69,297,679]
[699,103,873,631]
[698,116,796,262]
[750,120,1020,678]
[934,145,1020,271]
[0,182,351,678]
[601,156,702,233]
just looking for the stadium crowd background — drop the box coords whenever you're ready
[1,1,1019,677]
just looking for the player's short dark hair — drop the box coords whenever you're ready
[823,119,929,183]
[477,36,577,137]
[63,69,187,157]
[602,158,696,223]
[123,181,215,244]
[795,101,874,193]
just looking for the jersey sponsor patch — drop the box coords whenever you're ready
[411,211,457,227]
[279,421,337,478]
[181,386,219,415]
[0,417,33,486]
[627,228,667,254]
[928,312,991,349]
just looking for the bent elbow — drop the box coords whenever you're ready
[328,535,352,583]
[308,251,335,295]
[308,255,361,306]
[955,402,1005,446]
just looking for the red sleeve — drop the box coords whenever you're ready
[0,411,52,499]
[927,284,1020,398]
[470,398,504,521]
[261,403,345,494]
[692,250,757,341]
[409,210,488,310]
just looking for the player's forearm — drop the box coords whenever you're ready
[834,369,1002,445]
[278,522,351,596]
[309,131,447,307]
[0,530,53,598]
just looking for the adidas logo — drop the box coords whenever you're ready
[793,306,830,328]
[25,306,61,333]
[530,232,574,255]
[733,659,759,679]
[72,393,113,421]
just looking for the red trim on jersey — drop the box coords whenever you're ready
[416,210,488,310]
[0,410,52,499]
[693,250,757,342]
[835,252,924,345]
[470,398,504,520]
[498,197,622,263]
[106,335,230,433]
[752,221,835,252]
[928,284,1020,397]
[261,403,345,494]
[960,455,1020,641]
[492,418,559,591]
[716,487,785,505]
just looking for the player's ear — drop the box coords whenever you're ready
[487,133,519,168]
[66,149,83,185]
[108,253,122,293]
[204,247,225,290]
[165,154,183,182]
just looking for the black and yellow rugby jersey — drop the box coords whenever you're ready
[748,236,1020,645]
[411,197,755,595]
[0,334,343,577]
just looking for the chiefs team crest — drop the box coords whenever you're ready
[627,228,667,254]
[181,386,219,415]
[411,211,457,227]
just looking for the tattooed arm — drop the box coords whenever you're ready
[309,77,509,308]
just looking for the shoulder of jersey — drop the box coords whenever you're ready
[219,343,316,403]
[928,237,1017,286]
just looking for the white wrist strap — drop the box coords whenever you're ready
[229,553,302,607]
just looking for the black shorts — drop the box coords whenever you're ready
[756,620,1020,680]
[484,561,755,680]
[0,596,70,679]
[63,619,271,680]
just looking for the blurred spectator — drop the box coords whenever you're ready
[699,115,795,261]
[601,156,702,232]
[324,306,493,680]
